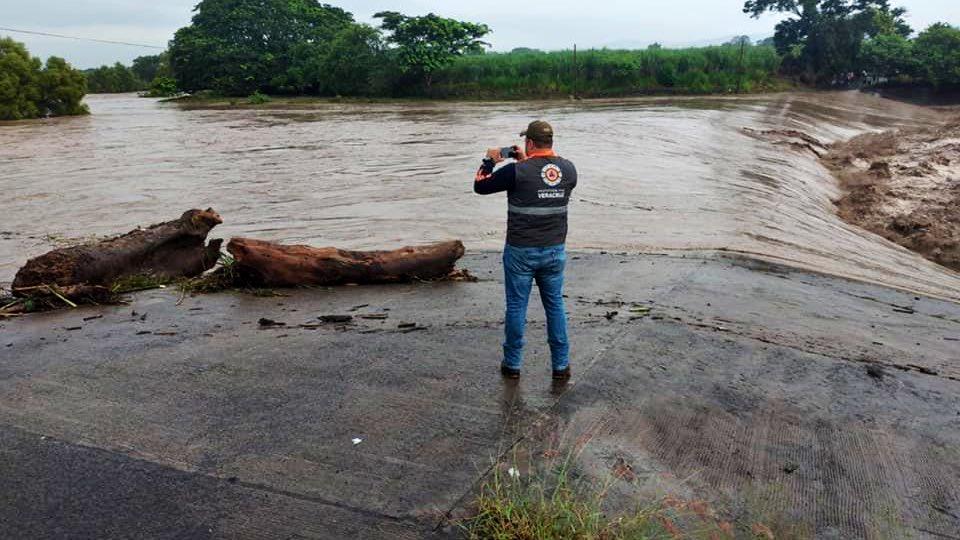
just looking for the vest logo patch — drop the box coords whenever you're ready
[541,164,563,187]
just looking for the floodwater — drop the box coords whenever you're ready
[2,92,960,300]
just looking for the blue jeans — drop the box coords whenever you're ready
[502,243,569,371]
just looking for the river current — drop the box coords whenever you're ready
[2,92,959,300]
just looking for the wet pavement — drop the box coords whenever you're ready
[1,251,959,538]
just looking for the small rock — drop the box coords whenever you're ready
[258,318,285,327]
[866,365,886,380]
[783,462,800,474]
[605,311,618,320]
[4,343,11,348]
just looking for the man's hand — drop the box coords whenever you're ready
[486,148,505,163]
[512,145,526,161]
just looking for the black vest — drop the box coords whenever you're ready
[507,155,577,247]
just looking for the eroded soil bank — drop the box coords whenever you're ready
[823,112,960,272]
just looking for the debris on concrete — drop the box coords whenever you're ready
[319,315,353,324]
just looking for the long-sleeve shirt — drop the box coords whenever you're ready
[474,159,516,194]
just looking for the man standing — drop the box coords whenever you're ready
[474,120,578,380]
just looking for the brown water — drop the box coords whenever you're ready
[2,92,960,300]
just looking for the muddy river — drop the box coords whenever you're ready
[2,92,959,299]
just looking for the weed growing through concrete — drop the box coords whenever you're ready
[459,429,743,540]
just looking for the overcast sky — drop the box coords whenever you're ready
[4,0,959,69]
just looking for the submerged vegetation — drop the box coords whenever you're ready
[0,37,88,120]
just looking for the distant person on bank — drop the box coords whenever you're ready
[473,121,578,380]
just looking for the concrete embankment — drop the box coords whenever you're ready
[1,251,958,538]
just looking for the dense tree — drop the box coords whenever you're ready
[374,11,490,88]
[860,33,916,79]
[0,37,42,119]
[913,23,960,88]
[743,0,910,83]
[131,53,171,83]
[0,37,88,120]
[39,57,89,116]
[320,24,384,95]
[85,63,144,93]
[169,0,354,95]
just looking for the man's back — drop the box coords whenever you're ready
[507,154,578,248]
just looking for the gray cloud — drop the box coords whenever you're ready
[3,0,958,69]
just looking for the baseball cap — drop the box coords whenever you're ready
[520,120,554,145]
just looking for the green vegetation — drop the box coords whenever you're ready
[429,46,782,98]
[85,62,144,93]
[0,37,88,120]
[374,11,490,89]
[166,1,782,99]
[169,0,355,96]
[144,76,180,98]
[85,53,178,95]
[744,0,959,90]
[459,442,788,539]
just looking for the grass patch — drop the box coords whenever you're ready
[177,254,239,294]
[110,274,173,294]
[461,452,736,539]
[459,431,793,540]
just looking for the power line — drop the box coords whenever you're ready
[0,27,164,49]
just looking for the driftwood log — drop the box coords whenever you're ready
[227,238,465,287]
[13,209,223,300]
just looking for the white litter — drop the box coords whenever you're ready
[352,438,363,445]
[508,467,520,479]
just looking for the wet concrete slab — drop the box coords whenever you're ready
[1,251,958,538]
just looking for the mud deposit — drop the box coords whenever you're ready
[823,115,960,272]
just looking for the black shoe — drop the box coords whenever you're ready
[552,367,571,381]
[501,365,521,379]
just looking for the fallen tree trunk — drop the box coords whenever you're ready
[227,238,465,287]
[13,209,223,300]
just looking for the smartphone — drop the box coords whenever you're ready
[500,146,517,160]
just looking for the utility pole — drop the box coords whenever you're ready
[573,44,578,99]
[736,39,746,94]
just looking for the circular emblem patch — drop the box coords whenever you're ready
[541,164,563,187]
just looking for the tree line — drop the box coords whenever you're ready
[2,0,958,120]
[0,37,87,120]
[84,53,178,96]
[157,0,787,98]
[745,0,959,88]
